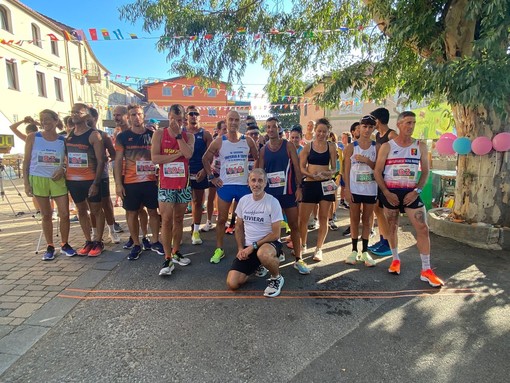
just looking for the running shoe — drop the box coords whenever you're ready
[61,243,77,257]
[331,213,338,222]
[286,240,294,249]
[255,265,268,278]
[370,229,376,238]
[77,241,94,256]
[293,259,311,275]
[127,245,142,260]
[278,250,285,263]
[360,251,376,267]
[307,218,318,230]
[301,244,308,255]
[159,258,175,276]
[151,241,164,256]
[388,259,401,274]
[123,237,134,249]
[225,224,235,235]
[340,200,350,209]
[113,222,124,233]
[367,240,382,252]
[88,241,104,257]
[264,275,285,298]
[420,269,445,287]
[142,237,152,251]
[109,231,121,244]
[372,243,392,256]
[210,248,225,264]
[313,248,323,262]
[42,245,55,261]
[200,221,215,232]
[345,251,359,265]
[328,220,338,231]
[52,211,58,220]
[172,251,191,266]
[191,231,203,245]
[342,226,351,237]
[70,215,79,223]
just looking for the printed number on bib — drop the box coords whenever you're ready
[163,162,185,178]
[136,160,155,175]
[321,179,337,195]
[267,171,286,188]
[38,150,61,166]
[225,161,245,178]
[68,153,88,168]
[356,171,375,183]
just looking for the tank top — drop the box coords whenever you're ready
[159,128,189,190]
[189,128,207,175]
[65,128,97,181]
[349,141,377,196]
[29,132,65,178]
[218,135,250,186]
[307,142,330,165]
[263,140,296,196]
[384,139,421,189]
[116,128,155,184]
[376,128,395,145]
[99,130,110,179]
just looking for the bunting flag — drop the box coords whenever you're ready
[236,27,247,34]
[129,33,138,39]
[47,33,59,41]
[189,36,197,41]
[101,29,111,40]
[113,29,124,40]
[204,34,213,40]
[62,30,74,41]
[89,28,98,41]
[72,29,86,41]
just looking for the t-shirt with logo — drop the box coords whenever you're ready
[116,129,155,184]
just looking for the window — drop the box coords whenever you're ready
[31,23,41,47]
[54,77,63,101]
[6,60,19,90]
[50,40,59,56]
[207,108,217,117]
[36,71,47,97]
[207,88,217,97]
[183,86,193,97]
[162,87,172,96]
[0,6,12,33]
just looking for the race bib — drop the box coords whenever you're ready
[267,171,286,188]
[391,165,416,179]
[68,152,88,168]
[356,171,375,183]
[248,160,255,172]
[321,179,338,195]
[37,150,60,166]
[162,162,185,178]
[136,160,155,175]
[189,173,197,181]
[225,161,245,178]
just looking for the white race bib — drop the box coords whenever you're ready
[267,171,286,188]
[136,160,155,175]
[162,162,185,178]
[225,160,245,178]
[38,150,61,166]
[321,179,337,195]
[68,153,88,168]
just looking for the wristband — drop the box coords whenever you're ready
[414,188,422,194]
[175,133,182,140]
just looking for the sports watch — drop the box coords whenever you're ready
[175,133,182,140]
[252,242,258,250]
[414,188,422,194]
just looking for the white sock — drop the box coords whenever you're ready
[420,254,431,270]
[391,248,400,261]
[194,224,200,232]
[108,225,114,234]
[91,228,97,242]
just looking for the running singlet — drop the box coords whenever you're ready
[116,129,155,184]
[218,135,250,186]
[65,129,97,181]
[29,132,65,178]
[307,142,330,165]
[376,129,396,145]
[383,139,421,189]
[158,128,189,190]
[349,141,377,196]
[189,128,207,177]
[263,140,296,196]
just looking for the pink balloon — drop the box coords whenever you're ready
[436,137,455,155]
[492,132,510,152]
[440,133,457,141]
[471,136,493,155]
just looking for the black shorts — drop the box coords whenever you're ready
[301,181,336,204]
[275,194,297,209]
[190,175,209,190]
[67,180,102,204]
[230,241,282,275]
[379,188,424,213]
[351,193,377,204]
[100,177,110,198]
[123,181,158,211]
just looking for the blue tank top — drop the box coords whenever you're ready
[263,140,296,196]
[307,142,330,165]
[189,128,207,174]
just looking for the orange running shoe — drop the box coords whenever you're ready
[388,260,401,275]
[420,269,444,287]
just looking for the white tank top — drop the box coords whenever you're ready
[29,132,66,178]
[349,141,377,196]
[218,135,250,185]
[384,139,421,189]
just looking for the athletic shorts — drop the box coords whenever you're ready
[123,181,158,211]
[158,186,192,204]
[217,184,251,203]
[29,175,67,198]
[230,241,283,275]
[274,194,297,209]
[379,188,424,213]
[351,193,377,205]
[208,172,220,188]
[190,174,209,190]
[100,177,110,198]
[66,179,102,204]
[301,181,336,204]
[340,175,345,187]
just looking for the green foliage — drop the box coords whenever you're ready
[119,0,510,117]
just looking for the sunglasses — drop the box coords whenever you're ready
[188,112,200,117]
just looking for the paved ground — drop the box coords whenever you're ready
[0,175,509,382]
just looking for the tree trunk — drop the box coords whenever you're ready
[451,104,510,226]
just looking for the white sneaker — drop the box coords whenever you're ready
[200,221,215,232]
[313,248,323,262]
[255,265,268,278]
[301,244,308,255]
[109,231,121,244]
[264,275,285,298]
[191,231,203,245]
[278,251,285,263]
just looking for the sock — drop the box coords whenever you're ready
[91,228,97,242]
[206,219,211,225]
[391,248,400,261]
[351,238,358,252]
[108,224,114,234]
[420,254,431,270]
[361,238,369,253]
[193,223,200,232]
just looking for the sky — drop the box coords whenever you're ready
[21,0,270,108]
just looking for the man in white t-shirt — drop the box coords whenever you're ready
[226,168,285,297]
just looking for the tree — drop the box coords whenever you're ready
[119,0,510,226]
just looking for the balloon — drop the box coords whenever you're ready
[471,136,493,155]
[492,132,510,152]
[453,137,472,155]
[440,132,457,141]
[436,137,455,156]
